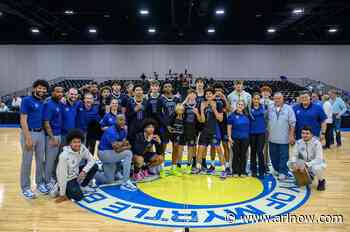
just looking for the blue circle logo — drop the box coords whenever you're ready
[76,175,310,228]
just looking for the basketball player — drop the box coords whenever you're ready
[227,100,250,177]
[182,89,201,170]
[97,114,137,191]
[132,119,164,180]
[100,99,119,131]
[210,82,231,177]
[192,88,223,174]
[55,129,98,203]
[146,80,162,123]
[288,126,326,191]
[43,85,64,190]
[20,79,50,199]
[159,81,181,157]
[125,84,147,145]
[227,80,252,113]
[111,81,128,113]
[194,78,206,168]
[168,104,186,176]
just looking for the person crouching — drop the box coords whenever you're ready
[132,119,164,181]
[55,129,98,202]
[288,126,326,191]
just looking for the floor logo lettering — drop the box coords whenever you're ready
[76,175,310,228]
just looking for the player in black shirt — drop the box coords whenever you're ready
[125,84,147,145]
[111,81,128,114]
[168,104,186,176]
[146,80,162,123]
[192,88,223,174]
[183,89,201,171]
[159,81,181,157]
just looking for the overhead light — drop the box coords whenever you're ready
[140,9,149,15]
[31,28,40,33]
[0,12,3,17]
[104,14,111,18]
[328,28,338,33]
[292,8,304,15]
[148,28,156,33]
[64,10,74,15]
[215,9,225,15]
[88,28,97,34]
[208,28,215,33]
[267,28,276,33]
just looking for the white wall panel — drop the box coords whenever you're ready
[0,45,349,95]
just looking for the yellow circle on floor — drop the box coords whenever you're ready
[138,174,264,205]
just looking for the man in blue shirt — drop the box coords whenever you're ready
[77,93,101,154]
[329,89,347,146]
[293,91,327,140]
[43,86,64,190]
[60,88,81,145]
[96,114,137,191]
[20,79,50,199]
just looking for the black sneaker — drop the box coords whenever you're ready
[207,165,215,174]
[252,173,258,178]
[322,145,330,149]
[317,179,326,191]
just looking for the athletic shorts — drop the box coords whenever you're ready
[160,127,173,144]
[198,132,214,147]
[143,152,158,163]
[172,134,186,146]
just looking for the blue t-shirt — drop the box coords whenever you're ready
[43,99,62,136]
[100,112,117,129]
[250,105,266,134]
[20,96,45,129]
[293,103,327,139]
[60,100,81,135]
[98,126,128,151]
[77,104,100,132]
[227,112,250,139]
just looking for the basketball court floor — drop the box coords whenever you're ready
[0,128,349,231]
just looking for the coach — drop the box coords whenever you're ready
[268,92,296,181]
[20,79,50,199]
[293,91,327,140]
[43,86,64,190]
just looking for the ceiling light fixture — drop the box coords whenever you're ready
[267,28,276,33]
[140,9,149,15]
[88,28,97,34]
[31,28,40,33]
[292,8,304,15]
[215,9,225,15]
[148,28,156,33]
[328,28,338,33]
[64,10,74,15]
[208,28,215,33]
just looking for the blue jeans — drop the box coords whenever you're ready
[269,142,289,175]
[332,115,342,146]
[96,149,132,184]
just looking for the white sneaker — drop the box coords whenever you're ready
[81,186,96,193]
[278,174,287,180]
[120,180,137,192]
[233,174,239,178]
[49,183,59,198]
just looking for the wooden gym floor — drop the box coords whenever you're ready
[0,128,349,232]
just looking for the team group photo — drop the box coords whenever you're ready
[0,1,349,232]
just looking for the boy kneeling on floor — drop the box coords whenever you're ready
[55,129,98,202]
[288,126,326,191]
[132,119,165,181]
